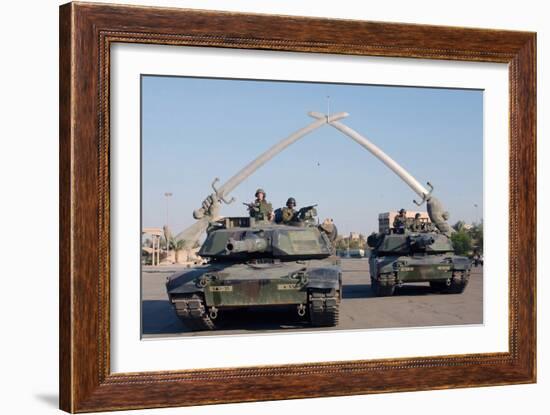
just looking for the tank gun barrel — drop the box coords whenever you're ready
[226,237,268,253]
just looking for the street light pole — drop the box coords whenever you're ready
[164,192,172,256]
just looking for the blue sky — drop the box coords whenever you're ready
[142,75,483,235]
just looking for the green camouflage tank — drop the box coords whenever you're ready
[367,224,472,296]
[166,209,341,330]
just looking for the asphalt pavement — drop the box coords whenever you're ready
[142,259,483,338]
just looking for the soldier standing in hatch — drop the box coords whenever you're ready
[246,188,274,221]
[281,197,297,223]
[411,212,423,232]
[393,208,407,233]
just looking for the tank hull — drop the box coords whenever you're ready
[166,259,342,329]
[369,254,471,296]
[370,255,470,282]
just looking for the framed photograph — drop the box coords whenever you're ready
[59,2,536,412]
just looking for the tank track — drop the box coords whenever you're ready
[308,290,340,327]
[171,293,216,331]
[371,275,396,297]
[430,270,470,294]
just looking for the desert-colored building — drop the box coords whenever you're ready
[142,227,163,266]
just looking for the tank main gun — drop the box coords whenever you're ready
[173,112,349,249]
[308,112,454,237]
[226,237,269,254]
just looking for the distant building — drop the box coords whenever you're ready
[378,211,430,233]
[349,232,361,240]
[336,248,366,258]
[142,227,163,266]
[142,227,203,267]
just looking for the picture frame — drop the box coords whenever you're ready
[59,2,536,412]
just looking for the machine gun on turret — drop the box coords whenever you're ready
[296,204,318,222]
[274,203,318,225]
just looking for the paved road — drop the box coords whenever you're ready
[142,259,483,338]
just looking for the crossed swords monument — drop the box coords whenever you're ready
[168,111,453,250]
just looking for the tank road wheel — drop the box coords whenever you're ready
[172,293,216,331]
[308,289,340,327]
[443,271,470,294]
[431,271,469,294]
[371,274,396,297]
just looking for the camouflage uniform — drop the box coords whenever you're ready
[249,199,273,221]
[393,209,407,233]
[248,188,273,221]
[280,198,297,223]
[281,206,296,223]
[411,214,423,232]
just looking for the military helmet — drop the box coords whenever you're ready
[255,188,266,197]
[399,208,406,214]
[415,213,421,218]
[286,197,296,207]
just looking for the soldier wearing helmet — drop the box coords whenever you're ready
[411,212,423,232]
[246,188,274,221]
[281,197,297,223]
[393,208,407,233]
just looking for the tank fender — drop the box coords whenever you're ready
[168,284,205,295]
[166,268,209,294]
[306,267,341,290]
[449,256,473,271]
[374,256,400,274]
